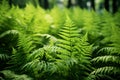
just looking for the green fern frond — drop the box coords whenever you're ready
[111,25,120,51]
[8,33,35,72]
[0,53,10,61]
[0,70,33,80]
[32,33,57,48]
[0,30,19,38]
[86,74,114,80]
[22,45,71,79]
[92,55,120,64]
[56,16,79,52]
[96,47,119,55]
[18,33,35,53]
[0,30,19,61]
[55,16,92,80]
[91,66,120,75]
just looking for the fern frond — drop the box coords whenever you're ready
[0,30,19,38]
[0,30,19,61]
[92,55,120,64]
[18,33,35,53]
[32,33,57,48]
[0,53,9,61]
[0,70,33,80]
[22,45,71,79]
[9,33,35,72]
[96,47,118,55]
[91,66,120,75]
[55,16,92,80]
[111,25,120,51]
[56,16,79,53]
[86,74,114,80]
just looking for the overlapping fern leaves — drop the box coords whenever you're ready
[8,33,35,72]
[1,1,120,80]
[9,16,92,80]
[0,70,33,80]
[90,24,120,80]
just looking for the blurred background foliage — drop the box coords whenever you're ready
[0,0,119,13]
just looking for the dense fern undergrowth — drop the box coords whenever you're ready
[0,1,120,80]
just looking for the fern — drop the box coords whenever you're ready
[56,16,78,52]
[49,7,66,35]
[91,67,120,75]
[8,33,35,72]
[22,45,71,79]
[0,30,19,39]
[88,10,120,79]
[91,47,120,79]
[91,27,120,79]
[0,30,19,71]
[20,16,92,80]
[32,33,57,48]
[56,16,92,80]
[1,2,120,80]
[111,25,120,51]
[0,70,33,80]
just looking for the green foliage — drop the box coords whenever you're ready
[8,33,35,72]
[56,16,92,80]
[0,70,33,80]
[91,25,120,79]
[19,17,92,80]
[0,30,19,60]
[0,2,120,80]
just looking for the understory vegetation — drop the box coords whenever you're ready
[0,1,120,80]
